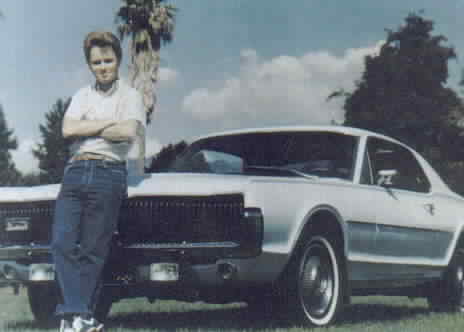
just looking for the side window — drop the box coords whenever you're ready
[360,148,373,185]
[366,138,430,193]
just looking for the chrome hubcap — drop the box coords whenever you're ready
[299,243,334,319]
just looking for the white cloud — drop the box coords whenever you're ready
[11,138,39,174]
[182,41,384,128]
[159,67,179,87]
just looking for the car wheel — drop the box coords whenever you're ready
[28,283,60,325]
[428,249,464,312]
[287,235,345,326]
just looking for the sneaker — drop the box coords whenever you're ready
[59,319,75,332]
[72,316,104,332]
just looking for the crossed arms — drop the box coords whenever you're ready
[62,118,140,142]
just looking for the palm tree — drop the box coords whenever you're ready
[115,0,177,123]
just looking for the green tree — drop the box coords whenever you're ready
[33,98,71,184]
[339,13,462,167]
[0,105,21,185]
[147,141,187,173]
[116,0,177,123]
[18,173,41,186]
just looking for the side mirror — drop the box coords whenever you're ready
[376,169,398,187]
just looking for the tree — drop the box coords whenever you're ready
[338,13,462,167]
[146,141,187,173]
[115,0,177,123]
[0,105,21,185]
[19,173,41,186]
[33,98,71,184]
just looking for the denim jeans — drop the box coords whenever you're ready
[51,159,127,317]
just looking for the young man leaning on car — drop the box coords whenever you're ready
[51,31,146,332]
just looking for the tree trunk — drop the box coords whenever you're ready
[129,43,160,120]
[126,42,162,175]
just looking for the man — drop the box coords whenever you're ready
[51,31,145,332]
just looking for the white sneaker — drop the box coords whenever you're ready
[59,319,75,332]
[72,316,104,332]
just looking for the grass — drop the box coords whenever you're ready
[1,286,464,332]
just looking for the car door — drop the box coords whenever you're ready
[365,137,450,266]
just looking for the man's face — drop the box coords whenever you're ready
[88,46,119,86]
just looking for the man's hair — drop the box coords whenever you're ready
[83,31,122,64]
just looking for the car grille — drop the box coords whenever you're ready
[0,201,54,245]
[0,195,246,249]
[117,194,245,245]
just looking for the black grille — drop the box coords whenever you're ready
[0,201,54,245]
[0,195,247,250]
[118,194,244,245]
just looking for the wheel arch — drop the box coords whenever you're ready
[279,205,351,302]
[290,205,348,258]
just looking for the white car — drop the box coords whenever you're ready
[0,125,463,327]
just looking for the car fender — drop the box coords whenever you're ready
[289,204,348,258]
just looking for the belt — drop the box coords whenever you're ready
[73,153,117,162]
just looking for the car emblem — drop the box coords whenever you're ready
[5,217,30,232]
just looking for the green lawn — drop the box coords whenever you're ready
[1,286,464,332]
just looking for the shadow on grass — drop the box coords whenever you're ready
[340,302,430,326]
[4,320,58,331]
[4,301,433,331]
[109,301,431,330]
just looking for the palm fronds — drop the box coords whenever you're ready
[116,0,177,49]
[115,0,177,123]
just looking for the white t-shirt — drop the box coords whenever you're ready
[65,79,146,172]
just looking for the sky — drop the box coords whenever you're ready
[1,0,464,173]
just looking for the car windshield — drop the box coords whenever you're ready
[170,131,358,180]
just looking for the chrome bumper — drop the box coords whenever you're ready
[0,261,55,282]
[0,242,270,286]
[0,260,240,287]
[0,244,50,260]
[0,245,54,283]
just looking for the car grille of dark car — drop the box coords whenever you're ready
[117,194,245,246]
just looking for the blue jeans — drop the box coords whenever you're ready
[51,159,127,317]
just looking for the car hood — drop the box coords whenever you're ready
[0,173,346,203]
[0,174,253,203]
[128,173,254,197]
[0,184,61,203]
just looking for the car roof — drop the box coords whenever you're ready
[191,125,397,143]
[182,125,457,195]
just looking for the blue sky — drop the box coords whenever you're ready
[1,0,464,173]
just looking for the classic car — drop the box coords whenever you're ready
[1,125,464,327]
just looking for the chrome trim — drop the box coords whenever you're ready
[125,241,239,249]
[0,245,50,260]
[348,260,443,287]
[0,241,240,258]
[0,261,31,281]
